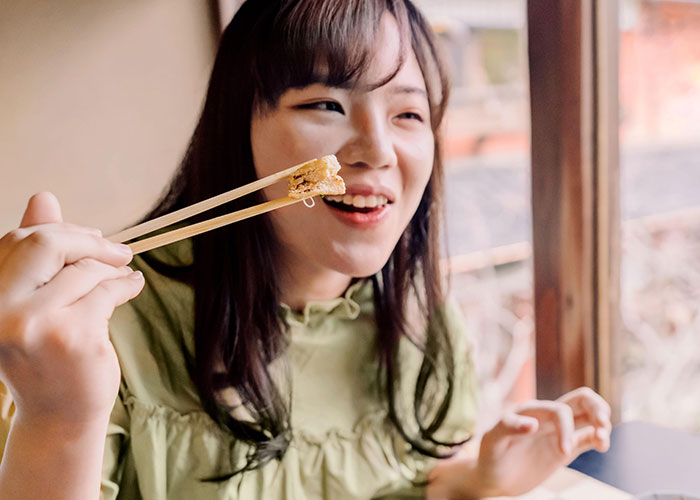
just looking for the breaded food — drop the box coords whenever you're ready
[288,155,346,199]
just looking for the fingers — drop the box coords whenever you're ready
[20,192,63,227]
[69,270,145,321]
[0,228,133,297]
[558,388,612,455]
[557,387,611,429]
[517,391,612,458]
[0,222,102,253]
[483,412,539,457]
[0,223,104,266]
[517,401,575,456]
[481,413,539,456]
[571,424,610,455]
[34,260,134,309]
[492,412,539,437]
[593,425,610,452]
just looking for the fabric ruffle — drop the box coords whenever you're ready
[121,394,430,500]
[279,279,368,329]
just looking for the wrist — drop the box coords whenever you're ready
[13,408,111,439]
[0,412,109,500]
[9,410,110,461]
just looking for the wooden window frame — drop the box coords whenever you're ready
[528,0,621,419]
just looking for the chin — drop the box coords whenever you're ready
[326,250,393,279]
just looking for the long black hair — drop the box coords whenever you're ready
[142,0,467,477]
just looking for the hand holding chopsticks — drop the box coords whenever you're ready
[107,155,345,255]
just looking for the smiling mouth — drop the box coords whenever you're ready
[322,194,391,213]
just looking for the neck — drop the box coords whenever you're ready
[278,251,352,311]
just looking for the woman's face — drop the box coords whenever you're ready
[251,13,434,281]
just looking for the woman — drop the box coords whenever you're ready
[0,1,610,499]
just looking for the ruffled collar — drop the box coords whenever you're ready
[279,279,371,328]
[140,239,373,328]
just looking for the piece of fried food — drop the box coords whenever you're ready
[288,155,346,199]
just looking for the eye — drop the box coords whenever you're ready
[298,101,345,114]
[397,111,425,122]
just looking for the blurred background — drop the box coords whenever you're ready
[1,0,699,433]
[0,1,218,234]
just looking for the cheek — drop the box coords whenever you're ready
[251,118,300,200]
[400,137,435,208]
[251,117,295,180]
[251,112,342,183]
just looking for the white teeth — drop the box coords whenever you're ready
[324,194,389,208]
[352,195,366,208]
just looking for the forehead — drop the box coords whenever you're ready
[253,6,438,109]
[372,48,427,94]
[347,13,427,93]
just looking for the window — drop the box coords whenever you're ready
[618,0,700,431]
[414,0,535,427]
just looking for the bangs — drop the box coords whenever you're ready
[249,0,411,107]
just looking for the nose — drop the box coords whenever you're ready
[337,110,397,170]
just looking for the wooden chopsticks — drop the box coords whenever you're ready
[107,162,312,255]
[125,196,307,255]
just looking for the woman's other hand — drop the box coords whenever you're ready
[426,387,611,499]
[474,387,611,497]
[0,192,144,426]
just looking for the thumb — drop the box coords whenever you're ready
[20,192,63,227]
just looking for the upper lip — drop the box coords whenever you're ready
[339,184,396,203]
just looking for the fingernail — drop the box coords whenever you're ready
[113,243,132,255]
[596,427,607,440]
[130,270,143,280]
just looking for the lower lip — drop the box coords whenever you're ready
[325,202,390,228]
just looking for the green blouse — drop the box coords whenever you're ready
[1,241,478,500]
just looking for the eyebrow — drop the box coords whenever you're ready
[388,85,428,98]
[292,79,429,98]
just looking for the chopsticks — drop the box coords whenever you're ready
[107,162,312,255]
[126,196,306,255]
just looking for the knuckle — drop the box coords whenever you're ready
[576,386,595,398]
[63,222,91,232]
[95,235,120,255]
[2,229,28,247]
[96,279,116,294]
[556,402,573,421]
[94,339,114,358]
[94,280,123,304]
[72,257,100,274]
[42,323,72,353]
[26,230,57,251]
[0,308,37,352]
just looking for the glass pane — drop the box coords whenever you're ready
[619,0,700,431]
[413,0,535,428]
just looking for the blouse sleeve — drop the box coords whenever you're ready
[101,388,131,500]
